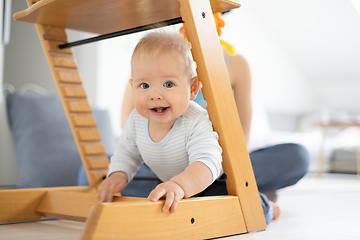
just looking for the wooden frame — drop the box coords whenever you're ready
[0,0,266,239]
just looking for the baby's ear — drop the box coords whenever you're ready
[129,79,133,86]
[190,77,200,101]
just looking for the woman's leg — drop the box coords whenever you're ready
[250,143,310,192]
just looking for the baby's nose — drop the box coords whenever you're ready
[149,90,163,100]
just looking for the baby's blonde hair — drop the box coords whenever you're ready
[131,30,197,79]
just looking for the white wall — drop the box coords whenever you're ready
[221,5,313,114]
[95,34,140,137]
[234,0,360,115]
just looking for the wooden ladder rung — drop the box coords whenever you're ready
[72,115,97,127]
[77,130,102,141]
[68,101,92,113]
[90,168,109,183]
[58,72,82,84]
[49,50,73,58]
[48,41,72,53]
[43,34,67,42]
[63,87,87,98]
[54,66,78,73]
[86,155,109,169]
[53,58,78,69]
[81,143,106,155]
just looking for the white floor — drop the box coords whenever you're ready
[1,173,360,240]
[225,173,360,240]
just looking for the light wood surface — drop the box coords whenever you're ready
[36,192,145,222]
[0,186,96,224]
[82,196,246,240]
[14,0,240,35]
[179,0,266,232]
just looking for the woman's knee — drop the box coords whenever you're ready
[284,143,310,177]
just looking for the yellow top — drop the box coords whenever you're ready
[14,0,240,34]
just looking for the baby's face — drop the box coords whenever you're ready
[131,52,193,130]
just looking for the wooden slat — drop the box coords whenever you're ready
[36,191,97,221]
[36,192,145,222]
[86,155,109,169]
[68,102,92,113]
[63,87,87,98]
[53,57,78,68]
[54,66,78,73]
[48,41,72,53]
[73,115,97,127]
[90,169,109,184]
[49,49,73,58]
[179,0,266,232]
[0,186,96,224]
[43,33,67,42]
[82,144,106,155]
[14,0,240,35]
[82,196,246,240]
[77,130,101,141]
[58,72,82,83]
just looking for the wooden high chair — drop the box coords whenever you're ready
[0,0,266,239]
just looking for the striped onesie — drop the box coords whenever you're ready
[108,101,223,183]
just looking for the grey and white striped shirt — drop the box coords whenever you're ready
[108,101,223,183]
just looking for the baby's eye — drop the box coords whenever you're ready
[164,81,174,88]
[140,83,149,89]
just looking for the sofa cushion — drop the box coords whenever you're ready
[6,92,114,188]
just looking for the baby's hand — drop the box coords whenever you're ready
[97,171,128,202]
[147,181,185,213]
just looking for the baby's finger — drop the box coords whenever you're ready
[98,191,105,202]
[170,195,181,214]
[112,182,125,195]
[97,185,108,202]
[162,192,174,212]
[105,192,114,202]
[148,188,166,202]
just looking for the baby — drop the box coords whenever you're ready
[97,30,223,213]
[97,30,278,222]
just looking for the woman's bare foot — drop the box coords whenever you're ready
[270,201,281,220]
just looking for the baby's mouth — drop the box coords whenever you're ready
[151,107,168,113]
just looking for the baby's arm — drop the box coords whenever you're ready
[147,161,213,213]
[97,171,128,202]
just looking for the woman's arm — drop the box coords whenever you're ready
[227,54,252,143]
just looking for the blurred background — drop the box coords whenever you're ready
[1,0,360,188]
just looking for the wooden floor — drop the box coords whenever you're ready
[1,173,359,240]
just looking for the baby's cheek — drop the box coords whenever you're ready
[133,99,147,114]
